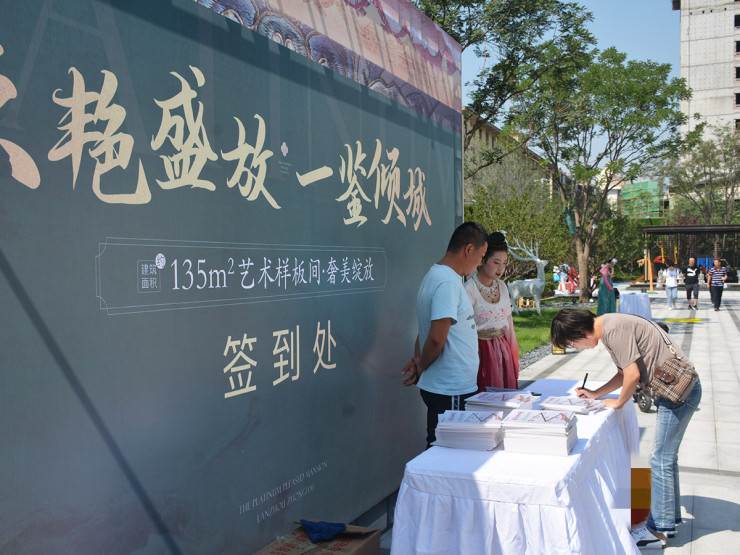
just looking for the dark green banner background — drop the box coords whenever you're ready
[0,1,462,551]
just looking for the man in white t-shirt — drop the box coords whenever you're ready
[402,222,488,448]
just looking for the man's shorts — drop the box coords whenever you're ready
[686,283,699,299]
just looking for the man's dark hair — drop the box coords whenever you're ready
[550,309,596,349]
[447,222,488,253]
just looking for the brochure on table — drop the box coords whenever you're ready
[434,410,504,451]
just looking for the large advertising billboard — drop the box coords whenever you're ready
[0,0,462,551]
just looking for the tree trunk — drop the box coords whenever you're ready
[577,245,591,303]
[713,235,720,261]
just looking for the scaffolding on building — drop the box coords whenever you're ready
[622,181,665,219]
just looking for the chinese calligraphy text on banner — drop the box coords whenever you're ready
[0,0,462,551]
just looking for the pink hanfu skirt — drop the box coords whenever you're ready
[477,336,518,392]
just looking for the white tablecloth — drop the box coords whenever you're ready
[391,379,639,555]
[619,293,652,320]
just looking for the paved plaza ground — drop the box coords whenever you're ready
[382,286,740,553]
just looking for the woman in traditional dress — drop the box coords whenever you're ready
[464,232,519,391]
[597,257,617,315]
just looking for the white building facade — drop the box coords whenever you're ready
[672,0,740,134]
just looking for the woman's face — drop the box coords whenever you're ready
[481,250,508,281]
[568,333,599,350]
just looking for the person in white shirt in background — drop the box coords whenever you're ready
[660,261,681,310]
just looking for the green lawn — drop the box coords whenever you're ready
[512,306,597,355]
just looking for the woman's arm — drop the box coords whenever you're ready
[600,266,614,290]
[576,371,623,399]
[602,363,640,408]
[576,362,640,409]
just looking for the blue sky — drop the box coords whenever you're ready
[461,0,681,101]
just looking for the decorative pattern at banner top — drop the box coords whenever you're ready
[193,0,462,131]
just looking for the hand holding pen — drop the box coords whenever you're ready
[576,372,595,398]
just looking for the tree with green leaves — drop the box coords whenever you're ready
[589,207,645,277]
[511,47,694,301]
[463,134,549,202]
[656,124,740,259]
[412,0,594,179]
[464,184,572,281]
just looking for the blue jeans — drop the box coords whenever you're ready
[647,380,702,534]
[665,286,677,306]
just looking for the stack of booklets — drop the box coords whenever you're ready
[433,410,505,451]
[464,391,534,417]
[537,395,605,415]
[502,409,578,456]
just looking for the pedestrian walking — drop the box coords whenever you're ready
[707,259,728,311]
[683,257,701,309]
[661,261,680,310]
[597,258,617,315]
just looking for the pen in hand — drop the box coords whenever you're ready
[581,373,588,389]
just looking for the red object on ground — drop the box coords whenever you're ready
[632,467,651,528]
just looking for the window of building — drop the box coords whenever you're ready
[736,14,740,27]
[736,93,740,106]
[478,128,482,140]
[736,67,740,80]
[736,119,740,131]
[737,41,740,54]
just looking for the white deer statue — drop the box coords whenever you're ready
[508,238,548,316]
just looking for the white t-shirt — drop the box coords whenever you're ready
[664,268,679,288]
[416,264,478,396]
